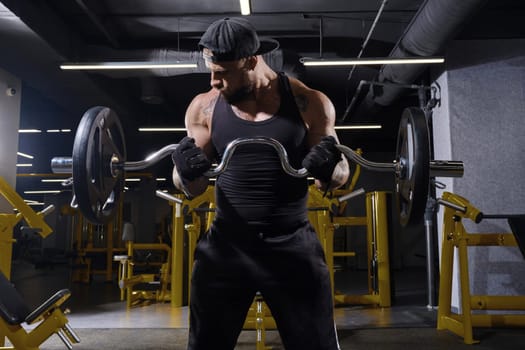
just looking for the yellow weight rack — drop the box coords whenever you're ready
[437,191,525,344]
[308,187,392,307]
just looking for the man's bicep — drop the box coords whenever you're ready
[184,95,214,158]
[304,91,338,146]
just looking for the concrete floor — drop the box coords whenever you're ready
[4,260,525,349]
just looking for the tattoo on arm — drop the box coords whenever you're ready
[203,95,218,116]
[295,94,308,112]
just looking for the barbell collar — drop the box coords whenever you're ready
[429,160,464,178]
[51,157,73,174]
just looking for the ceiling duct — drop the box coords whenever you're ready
[74,46,305,107]
[77,47,305,79]
[77,47,305,105]
[345,0,488,120]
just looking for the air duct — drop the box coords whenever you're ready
[77,47,304,105]
[345,0,488,119]
[77,47,304,79]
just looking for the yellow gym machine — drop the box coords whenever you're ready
[0,176,54,278]
[0,270,80,350]
[156,186,215,307]
[72,173,159,284]
[436,191,525,344]
[0,176,79,349]
[114,223,172,308]
[114,186,216,308]
[244,292,274,350]
[307,154,392,308]
[71,215,126,283]
[308,187,392,307]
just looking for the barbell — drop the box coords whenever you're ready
[51,106,463,226]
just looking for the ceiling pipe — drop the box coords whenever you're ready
[74,0,120,48]
[346,0,389,82]
[75,47,305,105]
[76,47,305,79]
[343,0,489,121]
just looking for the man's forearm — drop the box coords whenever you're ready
[172,167,209,198]
[330,159,350,189]
[314,159,350,192]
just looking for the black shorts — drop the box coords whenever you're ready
[187,220,340,350]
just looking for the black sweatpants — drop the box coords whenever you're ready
[187,220,340,350]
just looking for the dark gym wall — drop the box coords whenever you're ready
[0,68,21,212]
[432,38,525,301]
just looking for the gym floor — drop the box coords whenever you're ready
[8,260,525,349]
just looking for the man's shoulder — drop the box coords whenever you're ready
[192,88,220,105]
[188,89,220,119]
[285,77,327,114]
[287,76,322,98]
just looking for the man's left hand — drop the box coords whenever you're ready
[302,136,342,183]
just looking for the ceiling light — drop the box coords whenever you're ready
[47,129,61,133]
[138,127,187,132]
[17,152,34,159]
[19,129,42,133]
[240,0,251,15]
[125,178,141,182]
[300,57,445,67]
[16,164,32,167]
[41,179,69,183]
[60,61,197,70]
[26,202,45,206]
[24,190,61,194]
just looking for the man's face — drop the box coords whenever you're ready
[204,49,253,104]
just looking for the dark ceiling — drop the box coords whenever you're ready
[1,0,524,198]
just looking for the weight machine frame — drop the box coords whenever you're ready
[437,191,525,344]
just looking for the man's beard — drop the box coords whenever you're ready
[221,85,253,104]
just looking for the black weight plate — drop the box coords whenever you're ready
[72,106,126,224]
[395,107,430,227]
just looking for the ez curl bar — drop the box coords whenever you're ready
[51,106,463,226]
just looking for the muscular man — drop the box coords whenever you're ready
[172,17,349,350]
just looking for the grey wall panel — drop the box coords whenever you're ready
[433,39,525,306]
[0,68,21,212]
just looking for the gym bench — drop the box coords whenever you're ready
[0,271,80,350]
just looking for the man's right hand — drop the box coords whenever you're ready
[172,137,212,181]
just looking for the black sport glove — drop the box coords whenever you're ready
[302,136,342,183]
[172,137,212,181]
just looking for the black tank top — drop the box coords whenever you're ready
[211,72,309,229]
